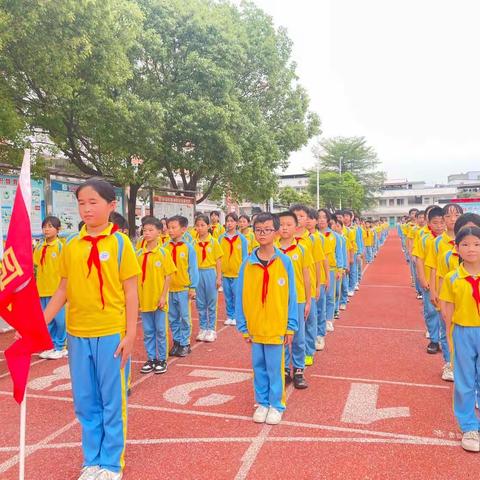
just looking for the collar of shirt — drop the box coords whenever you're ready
[247,247,282,265]
[457,264,480,279]
[79,222,116,239]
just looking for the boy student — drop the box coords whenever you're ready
[34,216,67,360]
[137,217,177,374]
[219,213,249,326]
[236,212,298,425]
[165,215,199,357]
[209,211,225,239]
[194,214,223,342]
[330,215,348,318]
[342,210,359,295]
[276,211,312,389]
[290,205,322,364]
[363,220,375,263]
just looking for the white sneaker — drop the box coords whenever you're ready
[425,331,430,339]
[442,363,454,382]
[354,285,359,291]
[339,304,346,311]
[265,407,283,425]
[253,405,269,423]
[45,349,67,360]
[204,330,217,342]
[461,431,480,452]
[326,321,334,332]
[95,469,122,480]
[229,319,236,326]
[39,349,53,359]
[77,466,101,480]
[196,329,207,341]
[224,318,233,326]
[347,291,354,297]
[315,336,325,351]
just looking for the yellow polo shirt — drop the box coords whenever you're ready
[60,223,140,337]
[164,240,199,292]
[210,223,225,239]
[194,234,223,269]
[440,265,480,326]
[137,244,177,312]
[33,238,63,297]
[219,232,248,278]
[437,248,460,279]
[425,231,453,272]
[363,228,375,247]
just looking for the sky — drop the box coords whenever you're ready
[249,0,480,184]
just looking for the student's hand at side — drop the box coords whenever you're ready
[315,285,321,301]
[114,334,135,369]
[336,271,342,280]
[189,289,196,300]
[158,296,167,310]
[216,277,222,289]
[284,334,293,345]
[304,300,311,320]
[420,280,429,290]
[430,292,439,308]
[244,335,252,344]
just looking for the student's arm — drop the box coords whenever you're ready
[303,267,311,320]
[416,259,428,290]
[115,276,138,369]
[158,274,171,310]
[187,244,199,299]
[215,258,222,289]
[314,261,321,300]
[429,269,439,307]
[284,257,298,345]
[323,258,330,290]
[235,261,250,342]
[240,235,248,262]
[44,278,68,324]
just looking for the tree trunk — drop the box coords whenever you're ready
[128,183,140,238]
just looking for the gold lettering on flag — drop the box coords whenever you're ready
[0,247,24,290]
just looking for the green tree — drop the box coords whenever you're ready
[276,186,314,208]
[313,136,384,208]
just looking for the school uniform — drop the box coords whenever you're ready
[137,244,177,361]
[440,265,480,432]
[235,248,298,412]
[165,240,199,347]
[241,228,257,254]
[61,223,140,473]
[355,224,365,285]
[276,241,313,370]
[33,238,66,351]
[336,233,348,313]
[210,223,225,240]
[363,228,375,263]
[219,232,248,321]
[194,234,223,331]
[437,248,460,279]
[343,226,358,293]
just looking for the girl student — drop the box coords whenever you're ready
[34,216,67,359]
[238,214,257,253]
[44,178,140,480]
[440,226,480,452]
[193,214,223,342]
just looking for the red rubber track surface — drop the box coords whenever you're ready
[0,232,475,479]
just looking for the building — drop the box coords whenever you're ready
[278,172,310,193]
[448,171,480,185]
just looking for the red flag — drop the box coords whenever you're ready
[0,150,53,403]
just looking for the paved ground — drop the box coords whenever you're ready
[0,232,474,479]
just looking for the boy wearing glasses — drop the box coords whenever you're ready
[235,213,298,425]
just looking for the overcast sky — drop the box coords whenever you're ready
[250,0,480,184]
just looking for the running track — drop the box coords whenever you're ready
[0,232,477,479]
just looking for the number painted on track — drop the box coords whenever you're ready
[28,364,71,392]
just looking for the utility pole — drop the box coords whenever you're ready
[316,164,320,210]
[339,155,343,210]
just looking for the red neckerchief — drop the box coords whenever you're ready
[40,243,49,269]
[198,241,209,263]
[428,227,439,238]
[141,251,152,284]
[82,224,119,309]
[366,230,371,238]
[280,244,297,255]
[224,235,239,257]
[324,231,331,237]
[256,257,277,304]
[211,225,217,234]
[452,252,459,258]
[464,275,480,314]
[171,242,184,265]
[448,240,455,247]
[161,236,168,244]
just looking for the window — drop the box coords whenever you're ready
[379,199,387,206]
[396,198,404,206]
[423,197,430,204]
[389,199,395,206]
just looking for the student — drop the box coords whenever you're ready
[110,212,129,235]
[159,218,170,245]
[239,214,257,254]
[330,215,348,318]
[165,215,199,357]
[34,216,67,360]
[43,178,140,480]
[276,211,312,389]
[236,212,298,425]
[209,211,225,239]
[342,210,359,294]
[194,214,223,342]
[440,226,480,452]
[137,217,176,375]
[363,220,375,263]
[219,213,248,326]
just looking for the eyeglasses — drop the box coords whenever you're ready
[254,228,276,235]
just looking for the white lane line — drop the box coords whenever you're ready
[176,363,252,373]
[0,358,46,379]
[310,374,450,390]
[336,325,424,333]
[267,436,460,447]
[0,418,78,474]
[359,284,412,289]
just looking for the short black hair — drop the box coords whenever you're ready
[408,208,419,215]
[42,215,61,230]
[142,216,162,229]
[277,211,298,225]
[109,211,129,230]
[210,210,220,217]
[416,210,426,217]
[454,213,480,235]
[239,214,251,223]
[225,212,239,222]
[253,212,280,231]
[331,214,343,227]
[455,226,480,245]
[318,208,331,222]
[442,203,464,216]
[290,204,309,215]
[427,206,444,222]
[167,215,188,228]
[343,210,353,218]
[78,220,85,231]
[76,177,116,202]
[307,208,318,220]
[195,214,210,225]
[141,215,156,225]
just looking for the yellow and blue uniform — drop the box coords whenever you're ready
[219,232,249,321]
[33,237,66,351]
[236,247,298,412]
[137,244,177,361]
[363,228,375,263]
[336,232,348,313]
[438,248,460,279]
[61,223,140,474]
[241,227,257,254]
[194,234,224,331]
[276,241,312,370]
[343,225,358,293]
[440,265,480,432]
[210,223,225,240]
[164,240,199,347]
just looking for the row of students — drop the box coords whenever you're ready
[399,208,480,453]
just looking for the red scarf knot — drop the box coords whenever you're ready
[224,235,239,257]
[428,227,439,238]
[198,241,209,263]
[141,251,152,284]
[465,275,480,315]
[324,231,331,237]
[449,240,455,246]
[280,244,297,255]
[82,224,119,309]
[256,257,277,305]
[171,242,184,265]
